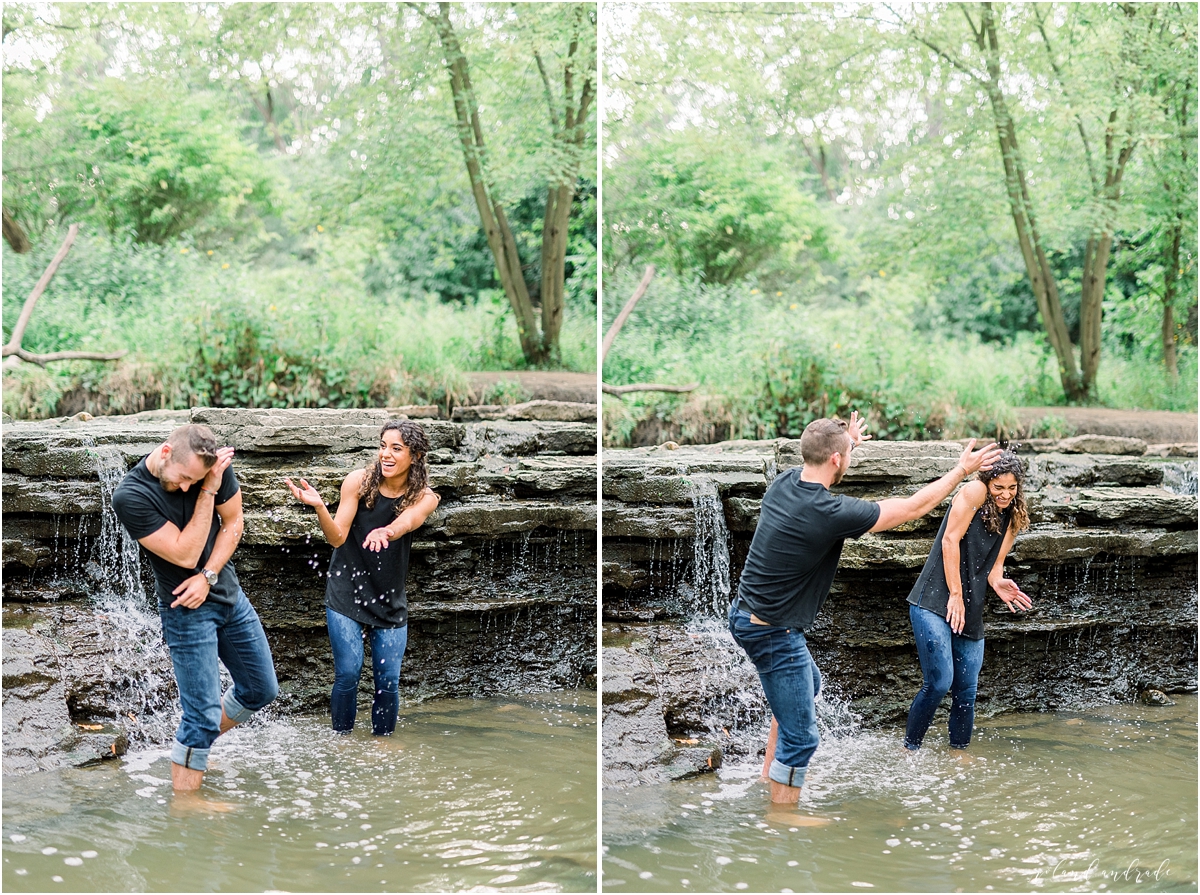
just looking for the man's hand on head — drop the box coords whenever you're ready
[171,573,211,609]
[957,439,1001,476]
[202,447,235,492]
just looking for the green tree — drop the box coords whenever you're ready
[408,2,595,365]
[888,2,1188,401]
[608,131,837,284]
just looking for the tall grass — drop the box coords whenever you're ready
[3,231,596,419]
[602,272,1196,446]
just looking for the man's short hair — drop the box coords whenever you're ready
[165,424,220,467]
[799,418,851,466]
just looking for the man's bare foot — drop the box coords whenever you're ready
[169,792,238,816]
[765,804,832,827]
[768,813,833,828]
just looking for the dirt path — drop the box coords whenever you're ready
[465,371,597,404]
[1015,407,1197,443]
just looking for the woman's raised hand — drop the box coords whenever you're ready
[284,477,325,508]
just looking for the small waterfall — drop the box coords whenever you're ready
[685,477,730,618]
[90,448,146,600]
[1162,460,1198,496]
[87,447,178,746]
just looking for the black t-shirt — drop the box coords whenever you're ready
[907,504,1012,640]
[325,491,413,628]
[737,467,881,630]
[111,456,242,606]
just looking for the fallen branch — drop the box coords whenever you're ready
[601,264,654,362]
[7,347,128,367]
[3,223,79,357]
[2,223,127,369]
[602,382,700,396]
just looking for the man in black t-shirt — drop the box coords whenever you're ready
[730,412,1000,805]
[112,424,277,793]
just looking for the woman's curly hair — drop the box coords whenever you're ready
[978,450,1029,535]
[359,419,432,518]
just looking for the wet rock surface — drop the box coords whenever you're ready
[602,440,1198,787]
[2,408,596,774]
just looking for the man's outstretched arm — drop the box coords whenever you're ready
[869,440,1002,533]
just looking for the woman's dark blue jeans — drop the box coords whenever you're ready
[905,603,985,750]
[325,607,408,735]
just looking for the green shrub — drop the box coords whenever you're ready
[3,229,595,420]
[602,270,1194,446]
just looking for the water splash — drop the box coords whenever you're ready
[1161,460,1198,496]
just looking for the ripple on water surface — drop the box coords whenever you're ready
[3,692,597,893]
[603,696,1197,893]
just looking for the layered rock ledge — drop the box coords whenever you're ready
[2,407,597,774]
[602,439,1197,788]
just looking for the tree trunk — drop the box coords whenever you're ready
[534,3,593,363]
[3,208,32,253]
[540,182,574,361]
[977,5,1085,400]
[250,88,288,153]
[429,3,545,364]
[1161,221,1181,380]
[800,137,837,201]
[1079,232,1110,392]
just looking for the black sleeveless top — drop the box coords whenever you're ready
[325,491,413,628]
[907,503,1011,640]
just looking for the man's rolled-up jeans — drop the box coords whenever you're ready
[729,598,821,790]
[159,589,278,772]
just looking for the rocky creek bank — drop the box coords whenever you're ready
[602,437,1198,787]
[3,406,597,774]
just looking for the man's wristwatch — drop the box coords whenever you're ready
[201,568,219,587]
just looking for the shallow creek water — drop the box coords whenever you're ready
[603,696,1196,893]
[3,691,597,892]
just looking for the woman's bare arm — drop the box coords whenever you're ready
[941,480,986,633]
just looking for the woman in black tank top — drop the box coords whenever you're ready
[903,451,1031,751]
[286,420,439,734]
